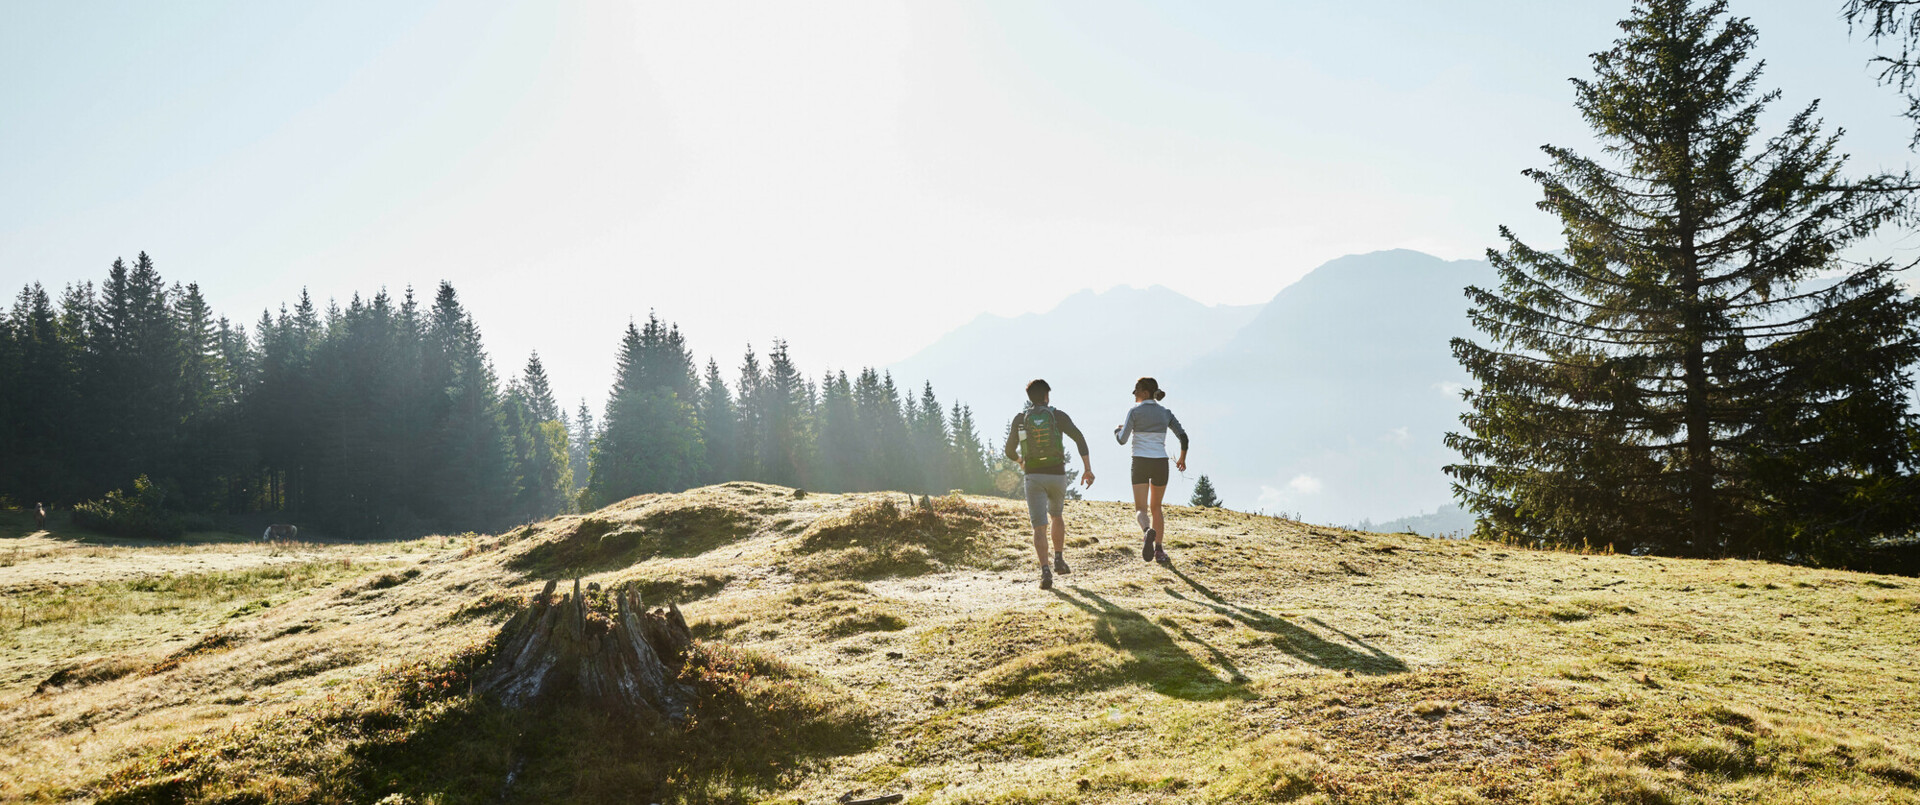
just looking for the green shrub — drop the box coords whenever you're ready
[72,475,185,540]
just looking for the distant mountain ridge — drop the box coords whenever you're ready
[889,283,1259,455]
[1173,250,1494,523]
[889,250,1494,525]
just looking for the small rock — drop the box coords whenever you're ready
[886,651,904,660]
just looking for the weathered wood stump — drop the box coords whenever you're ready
[476,578,694,721]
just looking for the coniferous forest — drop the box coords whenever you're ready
[0,256,1007,538]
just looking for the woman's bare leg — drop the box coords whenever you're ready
[1149,483,1168,547]
[1132,483,1151,531]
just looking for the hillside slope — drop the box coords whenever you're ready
[3,488,1918,803]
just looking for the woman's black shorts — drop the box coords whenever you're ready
[1130,457,1170,487]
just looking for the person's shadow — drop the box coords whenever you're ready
[1049,587,1254,701]
[1159,564,1407,676]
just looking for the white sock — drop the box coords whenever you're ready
[1137,511,1151,532]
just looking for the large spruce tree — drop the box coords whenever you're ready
[1448,0,1920,561]
[585,314,704,507]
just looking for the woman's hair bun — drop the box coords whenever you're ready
[1154,389,1166,401]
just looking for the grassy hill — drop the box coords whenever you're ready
[2,486,1918,804]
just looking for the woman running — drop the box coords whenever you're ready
[1115,377,1188,564]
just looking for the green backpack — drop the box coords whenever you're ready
[1020,406,1066,473]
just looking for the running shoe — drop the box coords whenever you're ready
[1039,565,1053,590]
[1142,528,1156,561]
[1053,554,1071,575]
[1154,547,1170,564]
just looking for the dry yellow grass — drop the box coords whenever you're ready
[2,483,1918,803]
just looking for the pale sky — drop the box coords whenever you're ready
[3,0,1915,408]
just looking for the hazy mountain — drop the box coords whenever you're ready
[890,250,1494,526]
[889,283,1260,459]
[1171,250,1494,524]
[1367,504,1475,538]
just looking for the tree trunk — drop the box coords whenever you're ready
[476,578,694,721]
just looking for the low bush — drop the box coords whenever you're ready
[71,476,185,540]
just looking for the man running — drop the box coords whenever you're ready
[1004,379,1094,590]
[1116,377,1188,564]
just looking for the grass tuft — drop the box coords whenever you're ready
[792,495,1011,580]
[976,642,1129,696]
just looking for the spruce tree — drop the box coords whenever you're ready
[173,283,232,511]
[570,397,595,498]
[697,359,738,484]
[735,346,764,482]
[5,285,82,503]
[757,340,811,488]
[815,370,859,490]
[948,403,994,495]
[500,352,572,521]
[423,282,513,531]
[520,351,561,423]
[1845,0,1920,143]
[914,382,951,494]
[849,368,890,490]
[1449,0,1920,561]
[1190,474,1223,508]
[586,316,704,507]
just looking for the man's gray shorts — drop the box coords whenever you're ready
[1024,473,1068,528]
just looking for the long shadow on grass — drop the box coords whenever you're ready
[1163,565,1407,676]
[1051,588,1255,701]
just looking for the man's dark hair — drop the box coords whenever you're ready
[1026,379,1051,404]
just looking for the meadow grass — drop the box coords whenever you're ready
[1,486,1916,804]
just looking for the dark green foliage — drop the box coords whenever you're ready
[1845,0,1920,144]
[72,475,186,540]
[755,339,812,488]
[568,397,595,499]
[3,259,1001,535]
[696,358,737,485]
[1190,474,1223,508]
[1449,0,1920,562]
[585,315,705,508]
[504,354,575,524]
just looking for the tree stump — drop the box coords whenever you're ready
[476,578,694,721]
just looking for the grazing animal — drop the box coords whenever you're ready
[263,523,297,543]
[35,503,47,530]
